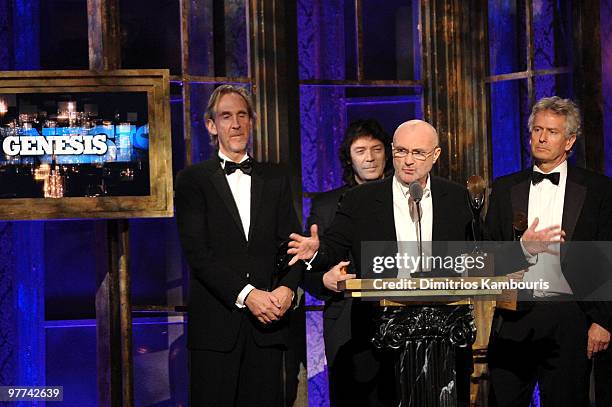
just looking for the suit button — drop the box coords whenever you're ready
[246,273,250,278]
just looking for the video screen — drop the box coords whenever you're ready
[0,92,150,198]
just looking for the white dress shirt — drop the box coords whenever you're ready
[219,151,251,238]
[218,151,255,307]
[393,175,433,276]
[525,160,573,296]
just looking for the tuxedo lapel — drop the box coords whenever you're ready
[249,163,264,243]
[375,177,397,241]
[562,167,586,243]
[431,177,449,241]
[374,178,398,275]
[210,164,247,242]
[511,172,531,229]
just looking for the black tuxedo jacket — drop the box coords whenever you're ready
[175,157,303,352]
[304,185,350,300]
[303,185,352,367]
[314,175,474,276]
[485,165,612,331]
[308,175,475,400]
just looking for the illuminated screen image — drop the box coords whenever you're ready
[0,92,150,198]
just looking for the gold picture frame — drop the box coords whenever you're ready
[0,69,173,220]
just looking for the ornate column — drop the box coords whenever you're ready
[373,305,476,407]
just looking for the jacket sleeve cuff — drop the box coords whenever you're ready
[235,284,256,308]
[519,238,538,265]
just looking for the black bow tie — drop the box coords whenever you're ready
[224,158,253,176]
[531,171,560,186]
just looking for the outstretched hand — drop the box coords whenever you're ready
[287,224,320,266]
[521,217,566,256]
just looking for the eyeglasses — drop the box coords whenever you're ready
[392,147,438,161]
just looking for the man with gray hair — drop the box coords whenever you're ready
[176,84,303,406]
[485,96,612,406]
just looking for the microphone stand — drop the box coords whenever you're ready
[415,199,423,274]
[408,181,424,276]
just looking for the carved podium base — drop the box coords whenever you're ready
[373,305,476,407]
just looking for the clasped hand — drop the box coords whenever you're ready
[245,286,293,325]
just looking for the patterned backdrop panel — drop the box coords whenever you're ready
[0,223,16,387]
[298,1,348,406]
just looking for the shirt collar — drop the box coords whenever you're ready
[533,160,567,177]
[218,151,249,169]
[393,174,432,199]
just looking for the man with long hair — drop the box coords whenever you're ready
[304,119,392,406]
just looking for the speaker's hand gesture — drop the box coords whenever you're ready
[287,224,320,266]
[521,217,566,256]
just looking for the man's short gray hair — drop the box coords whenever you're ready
[527,96,581,139]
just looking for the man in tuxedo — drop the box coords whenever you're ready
[303,119,392,406]
[175,85,302,406]
[485,96,612,407]
[289,119,474,406]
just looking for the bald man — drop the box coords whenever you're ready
[289,120,474,406]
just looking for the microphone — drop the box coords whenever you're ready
[408,181,424,203]
[408,182,424,274]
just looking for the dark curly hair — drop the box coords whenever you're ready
[339,119,393,186]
